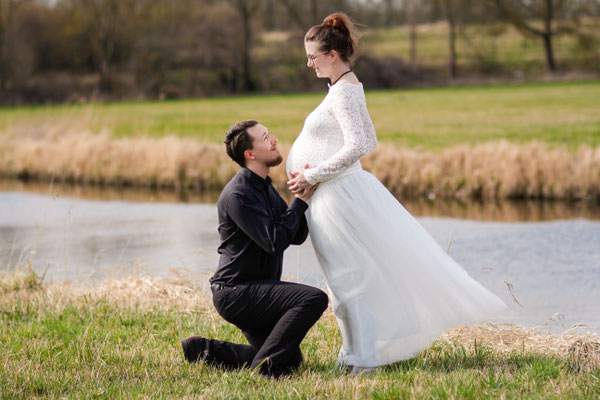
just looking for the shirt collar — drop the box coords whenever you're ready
[240,167,272,189]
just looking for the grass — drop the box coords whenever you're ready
[1,80,599,150]
[364,21,600,72]
[1,80,598,201]
[1,269,599,399]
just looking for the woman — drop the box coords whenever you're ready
[286,12,506,374]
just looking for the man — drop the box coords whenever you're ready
[181,120,328,378]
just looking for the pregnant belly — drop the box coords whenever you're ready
[287,142,315,173]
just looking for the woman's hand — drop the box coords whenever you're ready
[288,164,315,197]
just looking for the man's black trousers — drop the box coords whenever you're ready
[204,280,328,376]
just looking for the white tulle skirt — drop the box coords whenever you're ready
[305,165,507,367]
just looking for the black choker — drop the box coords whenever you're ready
[328,70,353,87]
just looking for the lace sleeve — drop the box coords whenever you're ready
[304,84,377,185]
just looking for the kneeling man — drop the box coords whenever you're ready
[181,120,327,378]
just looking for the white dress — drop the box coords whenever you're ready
[286,82,506,367]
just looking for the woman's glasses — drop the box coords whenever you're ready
[307,52,328,63]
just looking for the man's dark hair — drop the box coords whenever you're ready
[224,120,258,167]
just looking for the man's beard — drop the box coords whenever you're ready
[266,154,283,167]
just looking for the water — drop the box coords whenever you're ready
[1,184,599,333]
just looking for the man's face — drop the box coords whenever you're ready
[246,124,282,167]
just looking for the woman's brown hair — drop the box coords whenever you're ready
[305,12,361,65]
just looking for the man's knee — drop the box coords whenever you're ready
[311,289,329,314]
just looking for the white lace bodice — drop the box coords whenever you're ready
[286,82,378,184]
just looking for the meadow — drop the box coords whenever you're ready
[0,81,599,200]
[1,268,599,399]
[364,21,600,73]
[1,80,598,149]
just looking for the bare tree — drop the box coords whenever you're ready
[489,0,585,72]
[381,0,394,27]
[227,0,262,92]
[310,0,318,24]
[279,0,308,29]
[0,0,31,91]
[405,0,419,67]
[440,0,459,77]
[276,0,323,29]
[72,0,137,92]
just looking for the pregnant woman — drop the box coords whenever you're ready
[286,12,506,374]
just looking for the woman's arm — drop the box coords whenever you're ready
[307,85,377,184]
[288,85,377,194]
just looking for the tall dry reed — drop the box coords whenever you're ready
[1,129,598,200]
[363,141,600,200]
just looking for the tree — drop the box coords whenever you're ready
[0,0,31,92]
[433,0,488,78]
[439,0,459,77]
[227,0,262,92]
[70,0,138,91]
[489,0,583,72]
[279,0,309,29]
[405,0,419,67]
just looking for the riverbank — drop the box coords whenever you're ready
[4,178,600,221]
[1,129,598,201]
[1,268,598,399]
[2,81,598,201]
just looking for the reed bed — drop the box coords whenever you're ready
[366,141,600,200]
[1,129,598,201]
[1,268,599,399]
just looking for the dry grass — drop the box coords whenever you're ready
[364,141,600,200]
[0,129,238,191]
[442,323,600,372]
[1,128,598,201]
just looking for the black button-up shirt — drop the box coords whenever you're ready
[210,168,309,285]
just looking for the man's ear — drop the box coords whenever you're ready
[244,149,255,161]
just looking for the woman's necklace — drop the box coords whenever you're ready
[328,69,353,88]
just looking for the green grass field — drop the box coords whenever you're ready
[1,270,599,399]
[364,21,600,71]
[1,80,598,150]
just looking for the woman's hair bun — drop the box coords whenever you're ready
[305,12,360,64]
[322,13,350,36]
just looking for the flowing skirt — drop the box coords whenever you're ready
[306,165,507,367]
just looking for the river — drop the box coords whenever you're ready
[1,181,599,334]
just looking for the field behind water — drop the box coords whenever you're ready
[1,80,598,200]
[364,21,600,72]
[1,80,599,150]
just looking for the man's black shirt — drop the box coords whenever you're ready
[210,167,309,285]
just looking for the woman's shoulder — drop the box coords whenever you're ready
[331,80,363,89]
[328,81,365,105]
[329,81,364,96]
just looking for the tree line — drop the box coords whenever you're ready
[1,0,599,104]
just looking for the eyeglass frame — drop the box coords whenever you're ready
[307,51,329,64]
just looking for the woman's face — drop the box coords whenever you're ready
[305,41,332,79]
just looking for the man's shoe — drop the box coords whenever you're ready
[181,336,207,363]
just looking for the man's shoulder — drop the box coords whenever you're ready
[217,172,255,208]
